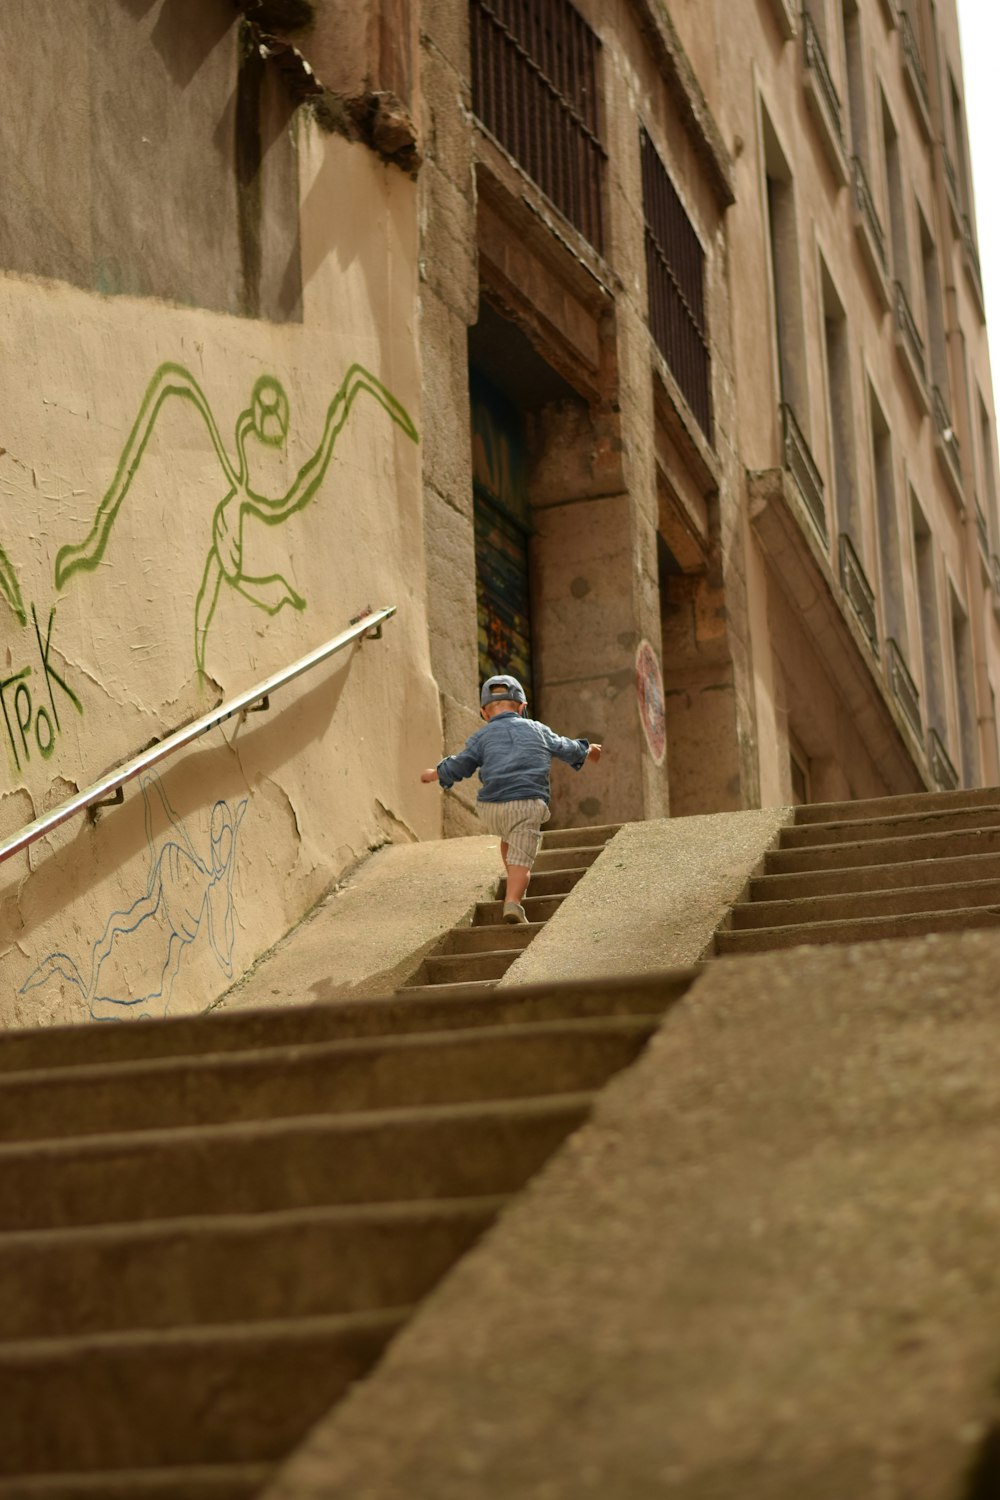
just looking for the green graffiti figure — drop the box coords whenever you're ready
[54,362,418,673]
[0,546,25,627]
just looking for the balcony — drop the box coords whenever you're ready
[851,157,890,306]
[801,10,849,186]
[961,214,986,321]
[886,638,921,739]
[838,532,879,656]
[931,385,964,506]
[975,494,990,568]
[893,281,929,412]
[941,146,962,236]
[900,9,933,141]
[781,401,827,540]
[928,726,959,791]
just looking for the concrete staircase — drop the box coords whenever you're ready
[0,960,689,1497]
[716,785,1000,956]
[400,824,621,995]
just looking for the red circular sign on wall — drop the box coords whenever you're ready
[635,638,666,766]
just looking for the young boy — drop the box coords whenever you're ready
[420,675,602,924]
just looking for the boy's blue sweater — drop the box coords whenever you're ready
[436,711,590,804]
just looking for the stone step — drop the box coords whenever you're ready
[540,824,621,851]
[529,847,602,874]
[440,923,542,954]
[0,1464,272,1499]
[395,979,499,999]
[0,1308,409,1475]
[474,895,564,925]
[715,904,1000,955]
[764,825,1000,876]
[779,802,1000,849]
[0,963,639,1076]
[499,867,586,899]
[728,877,1000,929]
[0,1019,655,1146]
[0,1092,595,1233]
[394,971,694,1016]
[748,848,1000,902]
[793,783,1000,825]
[405,949,522,986]
[0,1196,507,1341]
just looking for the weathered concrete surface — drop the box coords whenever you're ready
[500,808,792,985]
[218,836,502,1009]
[263,928,1000,1500]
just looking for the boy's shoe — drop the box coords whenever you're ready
[502,901,528,925]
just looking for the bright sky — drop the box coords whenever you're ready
[955,0,1000,393]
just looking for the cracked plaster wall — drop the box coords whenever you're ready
[0,6,438,1028]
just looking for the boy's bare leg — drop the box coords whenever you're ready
[506,864,531,905]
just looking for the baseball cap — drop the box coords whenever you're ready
[480,675,527,708]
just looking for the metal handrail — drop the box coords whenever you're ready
[0,606,396,867]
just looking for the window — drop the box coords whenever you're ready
[763,111,809,423]
[950,584,978,786]
[821,260,859,543]
[841,0,868,164]
[871,386,904,646]
[641,128,711,438]
[911,494,945,732]
[469,0,606,251]
[881,93,909,288]
[918,209,947,394]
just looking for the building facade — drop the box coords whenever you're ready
[0,0,998,1025]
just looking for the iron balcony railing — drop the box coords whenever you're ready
[781,401,827,539]
[928,726,959,790]
[641,127,712,440]
[886,637,921,737]
[961,214,986,313]
[802,9,845,150]
[838,533,879,656]
[942,148,960,218]
[899,9,932,129]
[975,494,990,564]
[0,607,395,868]
[469,0,607,253]
[852,156,888,279]
[931,385,963,494]
[894,280,927,384]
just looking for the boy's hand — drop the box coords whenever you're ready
[420,768,440,784]
[587,744,602,763]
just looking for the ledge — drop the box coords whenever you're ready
[652,351,721,499]
[629,0,735,210]
[747,466,931,791]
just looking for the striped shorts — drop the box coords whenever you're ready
[477,798,550,868]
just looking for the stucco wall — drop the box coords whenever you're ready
[0,11,437,1028]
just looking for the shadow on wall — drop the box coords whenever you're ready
[0,648,354,940]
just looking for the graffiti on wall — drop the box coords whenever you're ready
[19,771,248,1020]
[54,361,418,673]
[1,606,84,773]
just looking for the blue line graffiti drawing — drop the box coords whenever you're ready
[20,771,248,1020]
[52,362,418,675]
